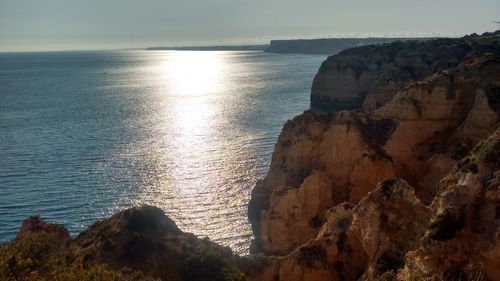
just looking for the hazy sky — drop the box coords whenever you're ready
[1,0,499,51]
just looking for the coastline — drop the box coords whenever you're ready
[2,31,500,281]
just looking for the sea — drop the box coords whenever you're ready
[0,50,326,254]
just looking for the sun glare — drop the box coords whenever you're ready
[162,51,224,96]
[157,51,228,197]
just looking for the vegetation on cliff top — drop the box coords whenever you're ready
[1,206,247,281]
[0,231,157,281]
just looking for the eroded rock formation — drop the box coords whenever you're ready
[310,31,500,112]
[246,126,500,280]
[250,53,500,256]
[248,31,500,280]
[3,31,500,281]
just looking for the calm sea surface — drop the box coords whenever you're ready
[0,50,325,254]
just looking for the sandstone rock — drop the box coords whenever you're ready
[245,180,430,281]
[310,34,500,112]
[15,215,70,242]
[400,128,500,281]
[249,53,500,256]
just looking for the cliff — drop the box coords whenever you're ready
[247,32,500,280]
[310,31,500,111]
[246,129,500,280]
[3,31,500,281]
[264,38,422,55]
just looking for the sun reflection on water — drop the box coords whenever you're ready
[162,51,224,96]
[161,51,225,196]
[0,50,326,255]
[148,51,232,228]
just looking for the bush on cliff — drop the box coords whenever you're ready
[428,212,464,241]
[0,230,157,281]
[183,247,246,281]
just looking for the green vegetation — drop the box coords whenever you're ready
[428,212,463,241]
[478,139,500,169]
[374,270,396,281]
[183,247,246,281]
[407,272,441,281]
[126,205,171,233]
[380,178,398,196]
[0,232,156,281]
[456,156,478,174]
[374,253,403,277]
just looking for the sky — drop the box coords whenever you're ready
[0,0,499,52]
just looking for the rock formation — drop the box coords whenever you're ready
[248,31,500,280]
[2,31,500,281]
[1,206,245,281]
[250,53,500,255]
[246,127,500,280]
[310,31,500,112]
[400,128,500,280]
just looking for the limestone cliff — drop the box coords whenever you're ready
[400,128,500,280]
[3,31,500,281]
[310,31,500,112]
[245,128,500,280]
[249,52,500,257]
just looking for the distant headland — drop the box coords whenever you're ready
[147,37,434,55]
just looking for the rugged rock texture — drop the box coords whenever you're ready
[244,179,430,281]
[400,129,500,280]
[310,31,500,112]
[4,31,500,281]
[245,127,500,281]
[15,215,71,242]
[249,49,500,257]
[2,206,245,281]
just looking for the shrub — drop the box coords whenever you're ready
[126,206,167,233]
[374,270,396,281]
[428,212,463,241]
[380,178,398,196]
[374,253,403,276]
[183,247,246,281]
[457,157,478,174]
[0,233,157,281]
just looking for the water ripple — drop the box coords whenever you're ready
[0,50,325,254]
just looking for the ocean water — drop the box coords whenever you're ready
[0,50,325,254]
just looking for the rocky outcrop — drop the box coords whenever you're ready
[249,51,500,256]
[310,31,500,111]
[15,215,71,242]
[3,31,500,281]
[400,128,500,280]
[245,126,500,281]
[2,206,245,281]
[245,179,430,281]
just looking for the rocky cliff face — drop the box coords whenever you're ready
[310,31,500,112]
[246,128,500,280]
[250,52,500,256]
[400,128,500,280]
[3,31,500,281]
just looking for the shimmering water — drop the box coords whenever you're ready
[0,50,325,254]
